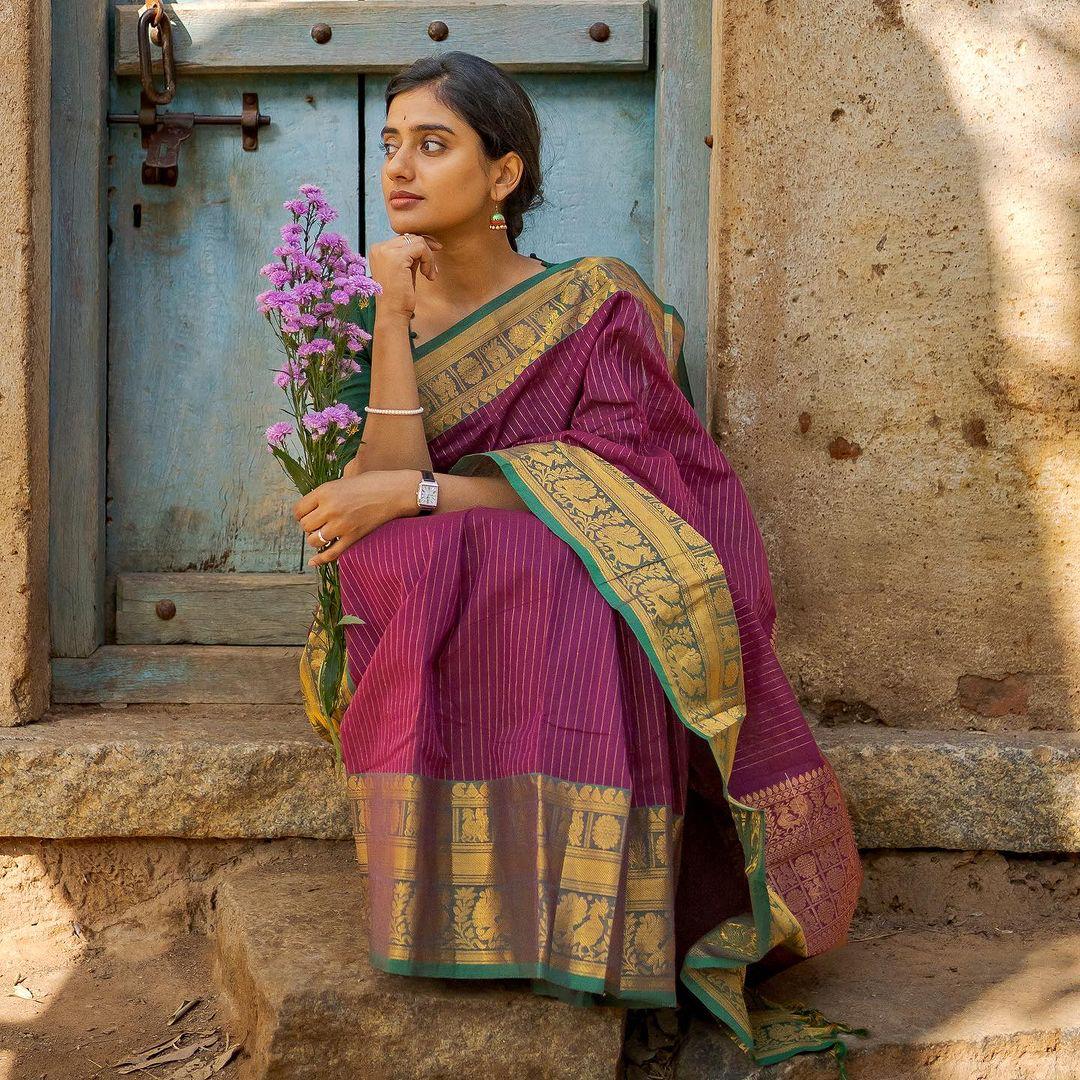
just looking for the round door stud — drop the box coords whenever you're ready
[588,22,611,42]
[311,23,332,44]
[428,20,449,41]
[156,598,177,620]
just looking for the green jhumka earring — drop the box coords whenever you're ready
[489,203,507,231]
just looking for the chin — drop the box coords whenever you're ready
[387,209,435,230]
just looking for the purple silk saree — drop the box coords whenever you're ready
[302,255,865,1070]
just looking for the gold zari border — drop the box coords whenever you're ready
[416,256,685,439]
[346,771,683,997]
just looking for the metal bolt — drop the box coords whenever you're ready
[588,22,611,42]
[428,20,449,41]
[704,134,714,148]
[311,23,332,44]
[156,599,177,620]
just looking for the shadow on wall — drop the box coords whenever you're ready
[710,0,1077,741]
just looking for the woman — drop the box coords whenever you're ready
[294,52,866,1075]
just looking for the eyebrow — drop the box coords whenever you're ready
[380,122,456,137]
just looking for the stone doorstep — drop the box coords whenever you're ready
[209,843,627,1080]
[1,704,1078,851]
[208,842,1080,1080]
[675,922,1080,1080]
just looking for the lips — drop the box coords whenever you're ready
[390,191,423,204]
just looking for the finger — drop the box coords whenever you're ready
[419,234,443,249]
[293,492,318,521]
[304,524,336,549]
[401,234,437,278]
[299,508,329,535]
[416,243,437,280]
[308,535,351,568]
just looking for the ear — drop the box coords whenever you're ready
[491,150,525,203]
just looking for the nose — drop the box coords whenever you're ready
[386,146,415,182]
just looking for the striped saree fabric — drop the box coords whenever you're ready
[303,255,866,1072]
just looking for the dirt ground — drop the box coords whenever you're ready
[0,924,243,1080]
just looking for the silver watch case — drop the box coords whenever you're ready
[416,476,439,510]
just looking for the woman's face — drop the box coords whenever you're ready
[379,84,519,236]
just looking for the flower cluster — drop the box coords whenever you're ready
[301,403,364,458]
[257,184,379,479]
[257,184,380,767]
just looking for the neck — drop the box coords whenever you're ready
[414,225,528,309]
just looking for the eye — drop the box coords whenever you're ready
[382,138,444,157]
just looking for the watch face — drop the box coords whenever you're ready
[417,480,439,508]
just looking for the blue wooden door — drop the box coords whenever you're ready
[50,1,708,703]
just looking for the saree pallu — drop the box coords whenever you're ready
[302,256,866,1071]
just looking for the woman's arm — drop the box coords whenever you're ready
[349,310,433,474]
[391,468,528,517]
[301,466,529,567]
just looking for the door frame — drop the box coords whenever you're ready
[49,0,714,665]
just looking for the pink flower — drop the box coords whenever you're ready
[265,421,292,448]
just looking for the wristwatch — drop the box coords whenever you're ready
[415,469,439,515]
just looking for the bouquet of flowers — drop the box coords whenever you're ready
[257,184,380,772]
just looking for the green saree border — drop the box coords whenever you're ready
[411,256,584,360]
[369,952,677,1010]
[448,442,861,1070]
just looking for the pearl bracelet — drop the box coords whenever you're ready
[364,404,425,415]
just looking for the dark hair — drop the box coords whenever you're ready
[384,52,545,252]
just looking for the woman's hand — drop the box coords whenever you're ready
[293,470,413,568]
[366,233,442,320]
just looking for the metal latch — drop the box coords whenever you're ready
[106,1,270,186]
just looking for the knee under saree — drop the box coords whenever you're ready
[301,255,866,1072]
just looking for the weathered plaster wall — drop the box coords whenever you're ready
[710,0,1078,732]
[0,1,50,725]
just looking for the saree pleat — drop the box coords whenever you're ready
[302,256,866,1070]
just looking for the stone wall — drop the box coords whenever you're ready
[709,0,1078,733]
[0,0,50,726]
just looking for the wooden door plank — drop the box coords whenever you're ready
[116,572,318,644]
[654,0,712,420]
[114,2,650,74]
[106,73,359,578]
[50,0,110,657]
[51,644,307,703]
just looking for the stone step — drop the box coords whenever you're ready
[208,843,626,1080]
[672,916,1080,1079]
[206,843,1080,1080]
[3,705,1077,852]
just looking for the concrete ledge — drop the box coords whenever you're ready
[0,705,346,839]
[2,707,1077,851]
[818,726,1080,852]
[210,844,626,1080]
